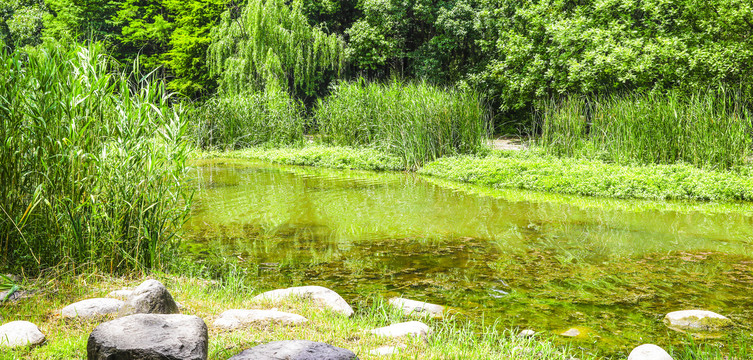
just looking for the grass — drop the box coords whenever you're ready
[184,82,305,150]
[536,90,752,169]
[193,145,405,171]
[315,78,490,169]
[0,272,593,360]
[0,40,191,274]
[419,150,753,202]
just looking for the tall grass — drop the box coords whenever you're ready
[185,81,305,150]
[315,78,490,169]
[0,41,192,274]
[537,90,752,169]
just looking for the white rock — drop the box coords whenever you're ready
[628,344,673,360]
[214,309,308,329]
[253,286,353,317]
[369,321,429,338]
[388,297,444,318]
[663,310,733,332]
[0,321,45,348]
[560,328,580,337]
[369,344,406,356]
[518,329,536,337]
[107,289,133,300]
[61,298,124,318]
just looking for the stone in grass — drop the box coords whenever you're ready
[369,321,429,338]
[560,327,591,338]
[388,297,444,318]
[663,310,733,333]
[252,286,354,317]
[214,309,308,330]
[119,279,179,316]
[0,321,45,348]
[518,329,536,338]
[628,344,673,360]
[229,340,358,360]
[61,298,124,319]
[87,314,207,360]
[369,344,407,356]
[107,289,133,300]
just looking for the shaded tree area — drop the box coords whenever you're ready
[2,0,752,118]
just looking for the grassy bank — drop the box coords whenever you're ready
[0,273,591,360]
[193,146,753,203]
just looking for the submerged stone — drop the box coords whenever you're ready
[252,286,353,317]
[627,344,673,360]
[388,297,444,318]
[663,310,733,333]
[0,321,45,348]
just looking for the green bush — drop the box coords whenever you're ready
[315,78,490,169]
[0,41,191,273]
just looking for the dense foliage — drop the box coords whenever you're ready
[0,42,191,273]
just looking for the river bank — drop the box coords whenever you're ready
[193,144,753,203]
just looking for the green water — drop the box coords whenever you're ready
[185,159,753,357]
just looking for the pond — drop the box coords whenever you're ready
[184,159,753,357]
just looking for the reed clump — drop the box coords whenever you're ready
[537,91,752,169]
[0,41,192,274]
[314,78,490,169]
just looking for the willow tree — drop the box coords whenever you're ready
[208,0,345,98]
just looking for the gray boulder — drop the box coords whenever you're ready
[663,310,733,333]
[87,314,207,360]
[0,321,45,348]
[61,298,124,319]
[119,279,179,315]
[214,309,308,329]
[253,286,353,317]
[628,344,673,360]
[388,297,444,318]
[229,340,358,360]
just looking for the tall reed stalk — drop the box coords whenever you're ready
[0,41,192,274]
[537,90,752,169]
[314,78,490,169]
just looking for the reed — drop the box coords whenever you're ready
[537,90,752,169]
[184,82,305,150]
[314,78,490,169]
[0,40,192,274]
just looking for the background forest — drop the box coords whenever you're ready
[3,0,753,116]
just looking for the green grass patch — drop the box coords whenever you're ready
[194,146,405,171]
[419,150,753,202]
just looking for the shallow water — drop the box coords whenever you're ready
[184,159,753,357]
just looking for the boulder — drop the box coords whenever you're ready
[229,340,358,360]
[0,321,45,348]
[119,279,179,315]
[663,310,733,333]
[61,298,124,319]
[214,309,308,329]
[253,286,353,317]
[628,344,673,360]
[388,297,444,318]
[87,314,207,360]
[368,321,429,338]
[107,289,133,300]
